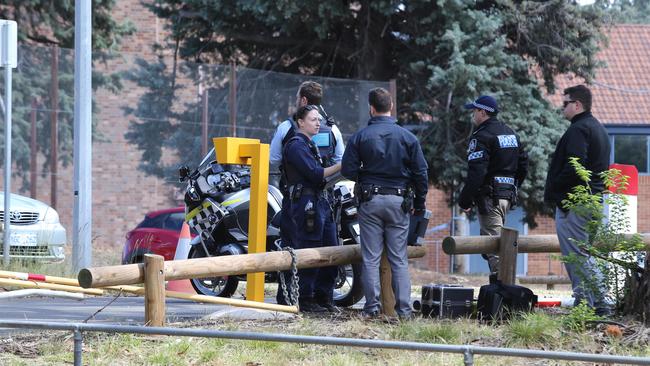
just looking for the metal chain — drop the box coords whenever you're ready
[275,241,300,306]
[287,247,300,306]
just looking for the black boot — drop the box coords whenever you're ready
[299,297,328,313]
[314,292,341,313]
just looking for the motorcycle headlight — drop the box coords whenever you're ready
[43,208,60,224]
[344,207,357,216]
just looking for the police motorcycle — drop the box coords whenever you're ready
[179,148,364,306]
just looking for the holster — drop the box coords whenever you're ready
[492,181,517,207]
[289,184,303,202]
[354,184,374,204]
[401,188,414,213]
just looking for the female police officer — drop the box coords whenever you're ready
[282,105,342,313]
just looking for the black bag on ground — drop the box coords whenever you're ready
[477,281,537,322]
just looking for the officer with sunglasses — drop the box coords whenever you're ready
[544,84,612,317]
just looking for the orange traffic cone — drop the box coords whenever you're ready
[166,222,196,294]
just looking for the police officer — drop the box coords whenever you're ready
[282,105,342,313]
[269,81,344,305]
[342,88,428,319]
[458,95,528,277]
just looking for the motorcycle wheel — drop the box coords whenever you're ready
[188,245,239,298]
[333,262,364,307]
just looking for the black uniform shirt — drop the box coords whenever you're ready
[458,117,528,210]
[341,115,428,210]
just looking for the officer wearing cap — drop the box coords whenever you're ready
[282,104,342,313]
[458,95,528,277]
[342,87,428,319]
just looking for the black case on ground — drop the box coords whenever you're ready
[421,284,474,318]
[477,282,538,322]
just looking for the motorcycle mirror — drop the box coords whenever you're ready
[178,165,191,182]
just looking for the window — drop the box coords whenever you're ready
[612,135,649,174]
[163,212,186,231]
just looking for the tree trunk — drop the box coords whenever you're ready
[622,251,650,324]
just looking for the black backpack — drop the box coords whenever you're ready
[477,281,537,322]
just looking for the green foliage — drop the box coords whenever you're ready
[595,0,650,24]
[128,0,607,226]
[562,301,603,332]
[504,312,561,347]
[560,159,645,312]
[0,1,134,189]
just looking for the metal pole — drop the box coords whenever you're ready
[464,346,474,366]
[50,46,59,209]
[201,87,208,156]
[3,59,13,266]
[389,79,397,117]
[73,329,83,366]
[228,61,236,137]
[73,0,92,271]
[2,321,650,365]
[30,99,37,199]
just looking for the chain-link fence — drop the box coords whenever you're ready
[0,44,390,262]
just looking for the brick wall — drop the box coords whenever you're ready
[7,0,647,272]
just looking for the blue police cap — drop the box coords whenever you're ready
[463,95,498,113]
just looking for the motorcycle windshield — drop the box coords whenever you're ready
[198,147,217,168]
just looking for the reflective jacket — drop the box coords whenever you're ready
[458,117,528,211]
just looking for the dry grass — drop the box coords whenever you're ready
[0,309,649,365]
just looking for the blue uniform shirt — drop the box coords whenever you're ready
[283,133,325,189]
[342,115,428,210]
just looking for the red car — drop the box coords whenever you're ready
[121,207,195,264]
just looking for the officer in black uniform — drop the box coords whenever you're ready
[342,88,428,319]
[282,105,342,313]
[458,95,528,277]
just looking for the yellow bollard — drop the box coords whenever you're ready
[213,137,269,302]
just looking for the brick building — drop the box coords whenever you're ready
[7,2,649,272]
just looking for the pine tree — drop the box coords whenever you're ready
[0,1,134,189]
[128,0,607,225]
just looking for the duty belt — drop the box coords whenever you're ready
[288,185,325,199]
[371,186,407,196]
[493,176,515,185]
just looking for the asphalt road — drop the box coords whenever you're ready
[0,296,224,335]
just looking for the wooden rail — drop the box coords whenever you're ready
[443,230,650,286]
[78,245,427,325]
[442,233,650,255]
[79,245,426,288]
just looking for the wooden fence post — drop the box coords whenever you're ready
[380,252,396,317]
[144,254,165,327]
[498,227,519,285]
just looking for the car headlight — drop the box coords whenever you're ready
[43,208,60,224]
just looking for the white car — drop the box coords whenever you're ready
[0,192,67,261]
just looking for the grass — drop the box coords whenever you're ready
[503,312,561,347]
[2,309,649,366]
[0,255,646,364]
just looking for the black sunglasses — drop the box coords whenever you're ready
[563,100,577,108]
